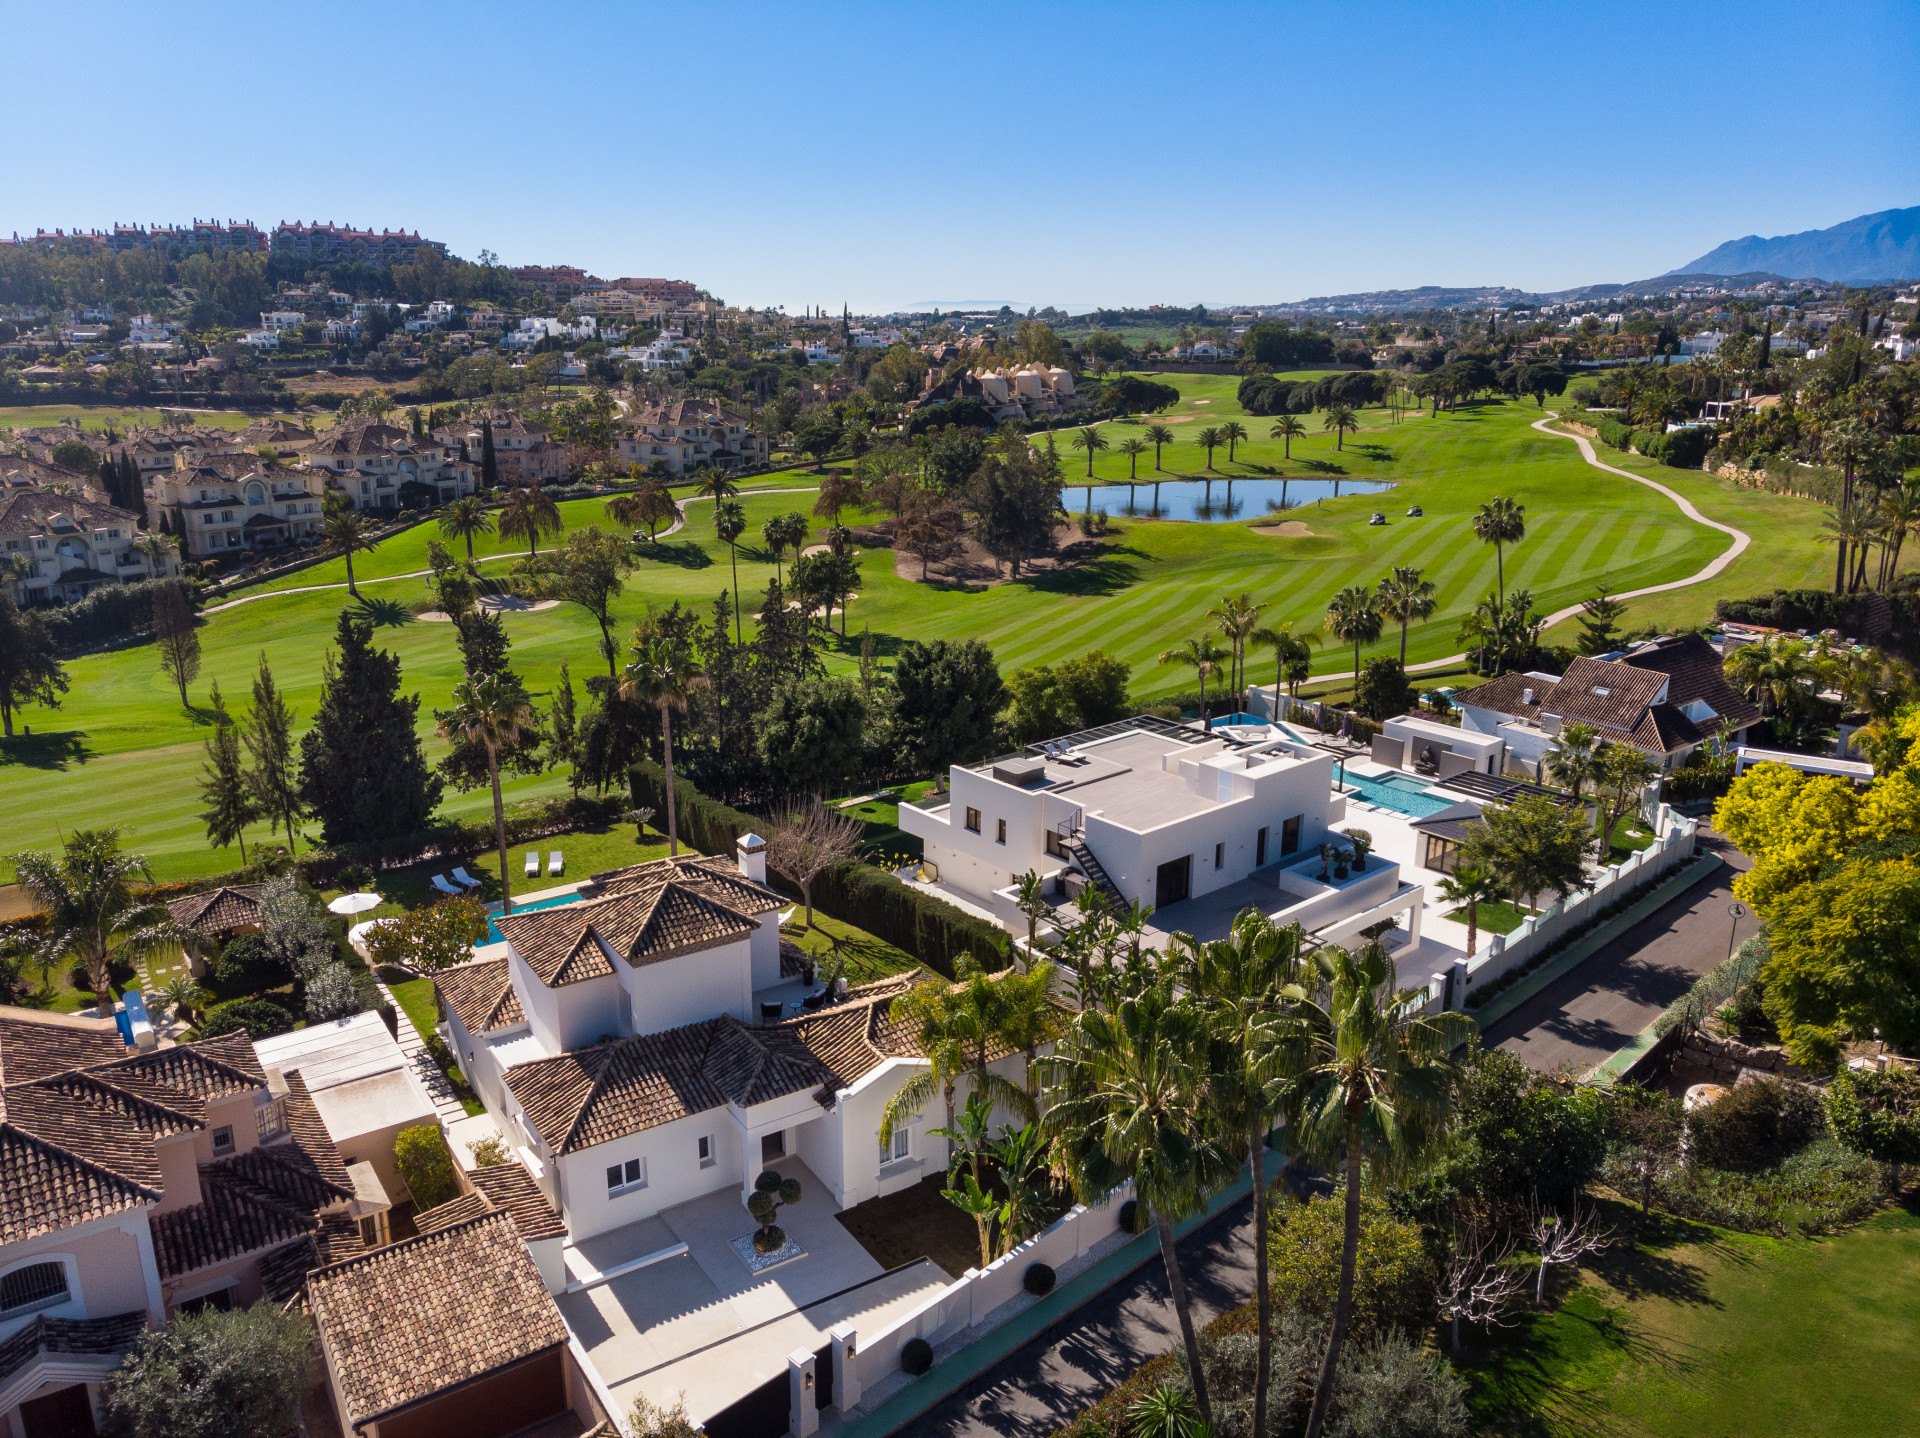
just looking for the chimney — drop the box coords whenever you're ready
[736,832,767,884]
[1522,687,1535,706]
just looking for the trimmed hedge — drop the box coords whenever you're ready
[1716,589,1920,657]
[42,577,203,655]
[1573,409,1714,469]
[629,760,1008,977]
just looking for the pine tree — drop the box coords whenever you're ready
[243,654,304,852]
[550,662,580,793]
[456,610,511,679]
[1575,583,1626,657]
[298,613,443,844]
[198,682,258,864]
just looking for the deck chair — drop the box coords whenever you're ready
[524,850,540,877]
[548,850,564,876]
[451,867,482,889]
[431,874,462,896]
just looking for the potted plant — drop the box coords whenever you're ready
[1347,829,1373,872]
[1316,842,1337,882]
[747,1169,803,1254]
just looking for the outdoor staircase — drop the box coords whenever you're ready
[1063,835,1127,910]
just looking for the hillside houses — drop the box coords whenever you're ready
[0,474,176,604]
[614,398,768,476]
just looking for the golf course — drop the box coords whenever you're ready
[0,375,1864,882]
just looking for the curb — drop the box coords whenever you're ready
[1466,853,1724,1033]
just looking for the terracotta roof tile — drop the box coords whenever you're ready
[306,1212,568,1428]
[0,1313,146,1388]
[0,1126,157,1245]
[435,958,526,1034]
[0,1008,125,1085]
[150,1140,353,1281]
[165,885,263,935]
[468,1162,565,1241]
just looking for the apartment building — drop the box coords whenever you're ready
[145,453,328,558]
[0,479,176,605]
[614,398,767,476]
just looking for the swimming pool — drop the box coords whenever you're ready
[485,889,586,944]
[1210,713,1312,743]
[1339,771,1456,819]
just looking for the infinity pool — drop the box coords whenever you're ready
[1339,771,1456,819]
[485,889,586,944]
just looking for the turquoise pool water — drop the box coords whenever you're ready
[485,889,585,944]
[1340,771,1455,819]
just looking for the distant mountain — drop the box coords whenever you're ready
[1246,273,1798,316]
[1672,207,1920,284]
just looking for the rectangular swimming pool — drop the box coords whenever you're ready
[485,889,586,944]
[1210,713,1312,743]
[1339,771,1456,819]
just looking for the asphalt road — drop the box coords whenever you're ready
[910,1196,1256,1438]
[1481,828,1753,1075]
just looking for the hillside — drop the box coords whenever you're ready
[1672,206,1920,284]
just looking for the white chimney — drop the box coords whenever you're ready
[736,832,767,884]
[1522,687,1535,705]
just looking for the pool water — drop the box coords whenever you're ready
[1340,771,1456,819]
[1210,713,1311,743]
[485,889,586,944]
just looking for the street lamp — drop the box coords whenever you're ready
[1726,901,1747,961]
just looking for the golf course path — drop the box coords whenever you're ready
[200,485,824,614]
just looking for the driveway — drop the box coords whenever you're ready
[1481,829,1752,1074]
[910,1196,1255,1438]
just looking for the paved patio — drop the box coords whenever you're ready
[560,1158,953,1423]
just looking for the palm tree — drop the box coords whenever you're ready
[1071,424,1109,478]
[1043,975,1227,1431]
[1724,632,1819,719]
[880,980,970,1151]
[1194,426,1223,470]
[9,829,192,1015]
[1012,869,1049,968]
[1251,619,1321,702]
[1436,865,1498,958]
[436,671,534,915]
[1269,414,1306,460]
[1116,437,1151,507]
[1821,502,1879,595]
[1291,944,1473,1438]
[438,495,495,566]
[1144,423,1175,471]
[619,635,706,855]
[1325,584,1384,680]
[1374,566,1437,666]
[1543,721,1601,801]
[1875,482,1920,589]
[713,499,747,643]
[498,483,562,557]
[320,493,376,596]
[1208,591,1265,707]
[1219,420,1248,464]
[1173,912,1306,1438]
[691,464,738,505]
[1822,419,1875,592]
[609,477,677,543]
[1158,635,1228,724]
[1473,497,1526,616]
[1322,404,1359,451]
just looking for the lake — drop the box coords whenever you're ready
[1064,475,1392,523]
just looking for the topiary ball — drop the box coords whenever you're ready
[901,1337,933,1375]
[1023,1262,1056,1296]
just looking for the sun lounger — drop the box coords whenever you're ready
[431,874,462,896]
[524,851,540,877]
[548,851,564,876]
[451,867,482,889]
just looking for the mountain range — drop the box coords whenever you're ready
[1673,206,1919,285]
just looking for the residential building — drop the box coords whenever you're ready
[615,398,768,476]
[301,421,476,510]
[0,1009,376,1437]
[919,363,1086,424]
[0,479,176,606]
[238,328,279,350]
[435,415,568,485]
[125,316,175,345]
[610,331,692,372]
[511,264,601,303]
[145,452,328,558]
[1455,633,1760,775]
[260,310,306,332]
[268,222,446,267]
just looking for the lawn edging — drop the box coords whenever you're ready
[827,1171,1255,1438]
[1466,852,1724,1034]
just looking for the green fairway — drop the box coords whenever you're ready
[0,403,283,433]
[1,377,1864,883]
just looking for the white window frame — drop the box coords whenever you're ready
[698,1135,715,1169]
[0,1256,75,1319]
[606,1156,648,1195]
[878,1124,911,1168]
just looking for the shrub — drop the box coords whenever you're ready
[1268,1189,1433,1340]
[1327,1331,1469,1438]
[302,961,362,1022]
[1023,1262,1056,1296]
[212,933,288,992]
[628,1393,699,1438]
[1687,1076,1824,1171]
[468,1134,509,1167]
[197,995,295,1039]
[394,1123,459,1209]
[101,1301,316,1438]
[1628,1137,1883,1236]
[901,1336,933,1375]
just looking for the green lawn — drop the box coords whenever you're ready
[1454,899,1531,935]
[1,377,1865,883]
[1464,1203,1920,1437]
[0,403,286,433]
[781,910,922,986]
[387,976,440,1040]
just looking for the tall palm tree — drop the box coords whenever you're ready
[1208,592,1265,707]
[1194,426,1223,470]
[1269,414,1306,460]
[1174,912,1306,1438]
[1116,437,1150,507]
[1822,420,1875,592]
[1219,420,1248,464]
[1012,869,1049,968]
[498,483,562,557]
[619,635,706,854]
[1042,975,1226,1430]
[1143,423,1175,471]
[1251,619,1321,702]
[1070,424,1109,478]
[436,671,534,915]
[320,493,376,596]
[1875,481,1920,590]
[1821,501,1878,595]
[1325,584,1384,681]
[1543,721,1601,801]
[10,829,192,1015]
[1472,496,1526,616]
[1436,865,1498,958]
[713,499,747,643]
[438,495,495,565]
[1158,634,1228,723]
[880,980,970,1150]
[1292,944,1473,1438]
[1322,404,1359,451]
[691,464,738,505]
[1725,632,1819,719]
[1374,566,1437,666]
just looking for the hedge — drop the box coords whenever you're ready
[1572,410,1713,469]
[1715,589,1920,658]
[629,760,1008,977]
[42,577,204,655]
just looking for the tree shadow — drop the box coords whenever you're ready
[0,730,93,770]
[638,539,712,570]
[1350,443,1394,463]
[827,629,905,658]
[351,595,413,627]
[1298,458,1349,475]
[1020,553,1142,597]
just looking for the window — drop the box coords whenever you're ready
[1256,827,1269,867]
[964,807,981,834]
[879,1125,910,1166]
[1280,815,1302,856]
[698,1136,715,1169]
[1,1262,70,1317]
[605,1157,648,1194]
[254,1100,286,1142]
[996,818,1007,845]
[211,1125,234,1156]
[1214,842,1225,870]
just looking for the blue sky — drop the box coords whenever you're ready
[3,1,1916,312]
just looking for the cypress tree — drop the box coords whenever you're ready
[480,418,498,490]
[198,682,258,864]
[243,654,304,852]
[297,613,442,844]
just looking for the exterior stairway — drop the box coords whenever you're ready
[1063,835,1127,910]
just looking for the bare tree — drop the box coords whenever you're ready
[1436,1223,1528,1353]
[764,800,862,928]
[152,581,201,708]
[1529,1200,1613,1306]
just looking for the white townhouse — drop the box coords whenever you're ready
[615,398,768,476]
[0,478,177,606]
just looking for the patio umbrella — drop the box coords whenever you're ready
[328,891,382,916]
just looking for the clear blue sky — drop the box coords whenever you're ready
[3,1,1916,313]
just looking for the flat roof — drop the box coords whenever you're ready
[254,1010,408,1091]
